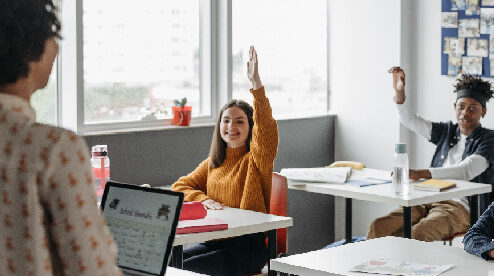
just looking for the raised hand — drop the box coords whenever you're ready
[388,66,405,92]
[388,66,406,104]
[202,199,223,210]
[247,46,262,90]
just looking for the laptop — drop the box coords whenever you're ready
[100,181,184,276]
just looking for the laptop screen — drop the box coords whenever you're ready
[100,181,183,276]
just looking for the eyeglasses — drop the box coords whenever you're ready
[456,104,481,113]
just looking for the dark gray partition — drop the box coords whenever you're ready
[84,115,335,254]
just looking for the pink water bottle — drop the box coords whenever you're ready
[91,145,110,202]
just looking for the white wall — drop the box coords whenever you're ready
[330,0,403,239]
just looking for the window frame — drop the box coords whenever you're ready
[57,0,330,135]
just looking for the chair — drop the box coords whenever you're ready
[251,173,289,276]
[270,172,289,257]
[442,232,466,246]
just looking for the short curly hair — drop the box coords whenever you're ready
[0,0,61,86]
[454,74,494,103]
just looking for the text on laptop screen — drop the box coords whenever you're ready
[102,186,180,275]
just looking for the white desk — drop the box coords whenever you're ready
[170,207,293,276]
[288,169,492,240]
[166,267,208,275]
[270,236,494,276]
[123,267,208,276]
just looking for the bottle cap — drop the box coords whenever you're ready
[92,145,108,156]
[395,143,407,154]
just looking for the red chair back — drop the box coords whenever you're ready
[270,172,288,256]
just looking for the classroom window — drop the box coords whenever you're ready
[55,0,330,133]
[82,0,202,125]
[232,0,328,118]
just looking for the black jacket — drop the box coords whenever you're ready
[430,121,494,213]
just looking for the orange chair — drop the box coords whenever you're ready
[442,232,466,246]
[270,172,288,256]
[251,173,289,276]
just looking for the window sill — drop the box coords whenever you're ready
[81,121,217,137]
[80,112,336,137]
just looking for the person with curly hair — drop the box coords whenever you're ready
[367,67,494,242]
[0,0,121,275]
[464,201,494,260]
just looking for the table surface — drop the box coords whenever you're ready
[166,267,207,275]
[270,236,494,276]
[288,168,492,206]
[173,207,293,245]
[123,267,208,276]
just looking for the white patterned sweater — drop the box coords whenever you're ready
[0,93,122,276]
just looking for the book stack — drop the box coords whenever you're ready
[414,179,456,192]
[176,201,228,234]
[177,218,228,234]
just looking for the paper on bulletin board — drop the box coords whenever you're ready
[350,259,454,276]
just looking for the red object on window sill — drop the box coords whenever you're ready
[172,106,192,126]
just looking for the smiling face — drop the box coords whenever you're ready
[454,97,486,136]
[220,106,250,148]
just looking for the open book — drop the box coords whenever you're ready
[280,167,352,184]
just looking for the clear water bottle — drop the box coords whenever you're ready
[91,145,110,202]
[393,143,409,196]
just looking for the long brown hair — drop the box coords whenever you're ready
[209,100,254,168]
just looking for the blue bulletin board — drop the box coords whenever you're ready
[441,0,494,77]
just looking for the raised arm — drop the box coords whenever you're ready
[171,159,210,202]
[40,130,121,275]
[389,66,432,140]
[464,202,494,260]
[248,46,278,173]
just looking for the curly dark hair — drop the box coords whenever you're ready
[0,0,61,86]
[454,74,494,102]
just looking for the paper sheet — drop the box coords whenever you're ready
[350,259,454,276]
[280,167,351,184]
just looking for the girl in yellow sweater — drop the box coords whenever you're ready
[172,46,278,276]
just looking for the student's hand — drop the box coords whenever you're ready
[487,249,494,259]
[409,169,432,181]
[388,66,406,104]
[202,199,223,210]
[247,46,263,90]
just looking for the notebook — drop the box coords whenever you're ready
[177,218,228,234]
[414,179,456,192]
[346,177,392,187]
[100,181,184,276]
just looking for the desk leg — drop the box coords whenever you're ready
[470,195,479,227]
[403,206,411,239]
[346,198,352,243]
[170,245,183,269]
[267,229,277,276]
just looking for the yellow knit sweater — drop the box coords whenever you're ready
[171,87,278,213]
